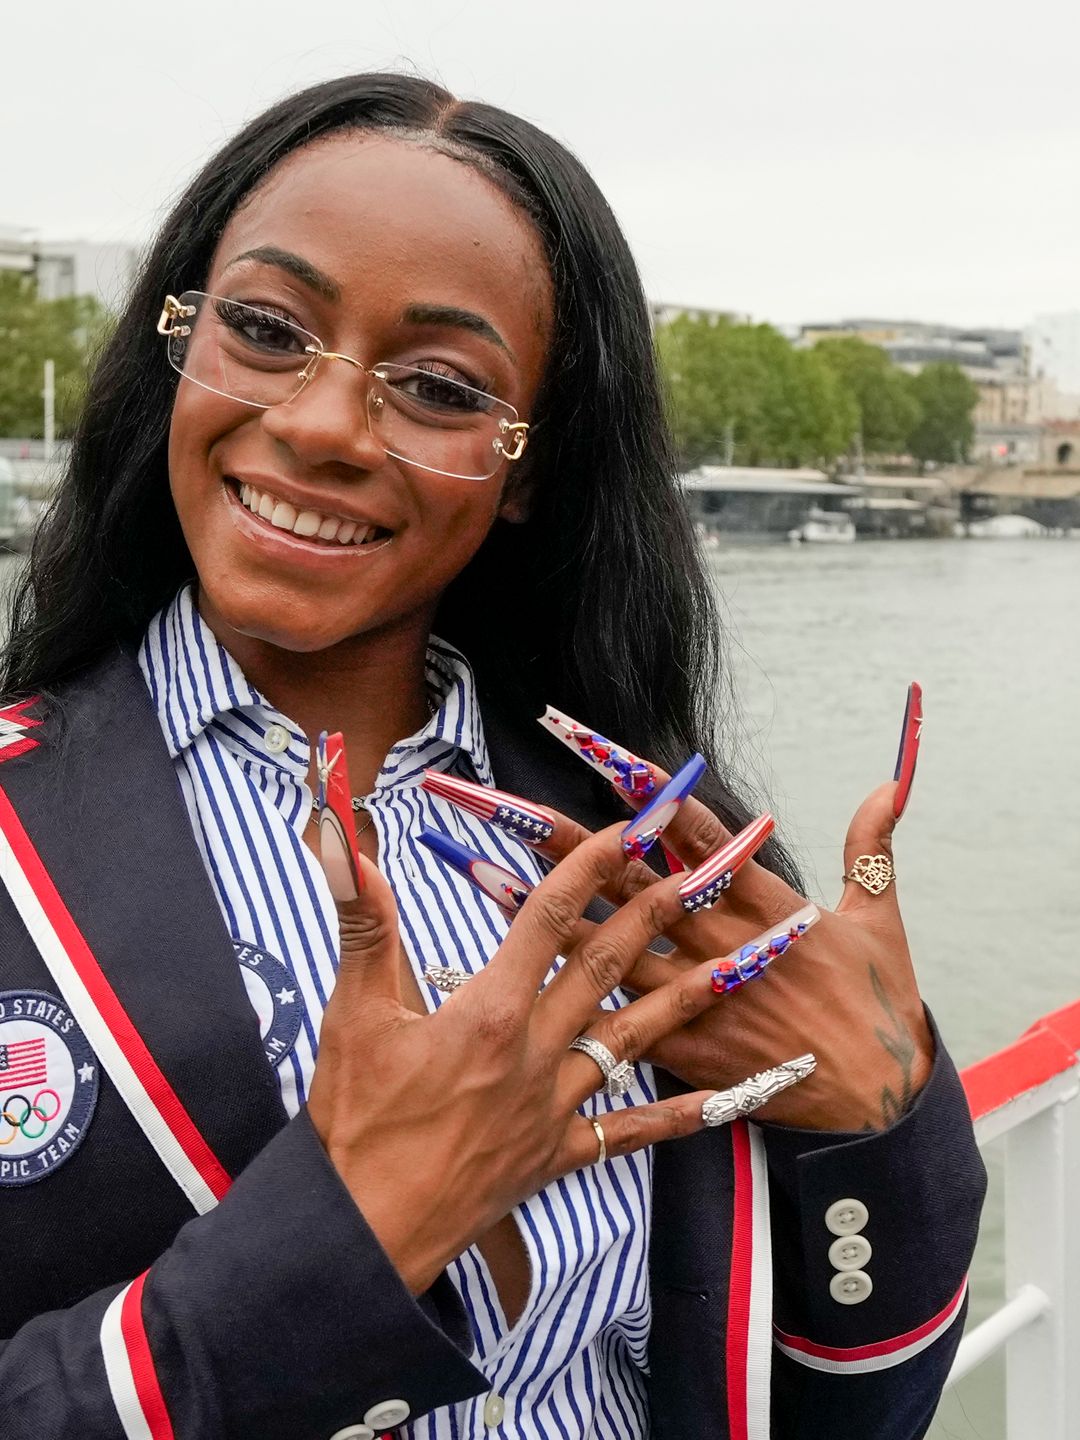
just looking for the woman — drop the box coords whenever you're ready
[0,74,983,1440]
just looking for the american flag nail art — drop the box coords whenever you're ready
[678,813,775,913]
[418,827,534,916]
[709,905,819,994]
[538,706,657,798]
[621,753,706,860]
[421,770,555,844]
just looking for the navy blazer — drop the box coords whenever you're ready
[0,651,985,1439]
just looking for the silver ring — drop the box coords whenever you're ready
[423,967,470,994]
[569,1035,636,1098]
[701,1054,817,1127]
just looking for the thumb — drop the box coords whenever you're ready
[330,852,404,1003]
[836,782,901,919]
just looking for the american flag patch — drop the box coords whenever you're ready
[0,1036,48,1087]
[0,697,41,764]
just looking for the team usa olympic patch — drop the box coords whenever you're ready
[232,940,305,1068]
[0,989,99,1186]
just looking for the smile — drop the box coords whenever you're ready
[226,478,394,550]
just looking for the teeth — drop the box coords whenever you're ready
[235,481,383,548]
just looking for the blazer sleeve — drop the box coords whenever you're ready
[762,1018,986,1439]
[1,1109,487,1440]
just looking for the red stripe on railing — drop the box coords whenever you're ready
[961,999,1080,1122]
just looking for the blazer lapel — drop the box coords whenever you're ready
[0,649,287,1186]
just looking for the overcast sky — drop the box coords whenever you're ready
[5,0,1078,329]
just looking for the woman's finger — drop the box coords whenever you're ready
[835,782,902,922]
[317,731,404,1003]
[558,906,820,1107]
[558,1053,817,1169]
[420,768,663,909]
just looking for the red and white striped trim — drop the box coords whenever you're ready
[773,1276,968,1375]
[0,784,230,1214]
[726,1120,773,1440]
[101,1274,175,1440]
[0,697,42,763]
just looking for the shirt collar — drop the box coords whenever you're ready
[139,585,490,787]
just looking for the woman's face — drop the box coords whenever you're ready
[168,134,553,653]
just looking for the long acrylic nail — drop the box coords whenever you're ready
[892,681,923,821]
[538,705,658,798]
[418,828,534,915]
[421,769,555,845]
[678,813,775,913]
[317,731,363,902]
[709,904,819,994]
[621,753,706,860]
[701,1054,817,1127]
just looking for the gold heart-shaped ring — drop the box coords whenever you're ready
[845,854,895,896]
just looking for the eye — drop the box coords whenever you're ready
[389,363,497,415]
[213,298,309,356]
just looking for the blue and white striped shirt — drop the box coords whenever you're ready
[138,585,655,1439]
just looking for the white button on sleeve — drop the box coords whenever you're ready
[830,1269,873,1305]
[329,1426,374,1440]
[264,723,291,755]
[824,1198,869,1236]
[829,1234,873,1271]
[363,1399,411,1428]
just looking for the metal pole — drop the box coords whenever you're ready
[43,358,55,463]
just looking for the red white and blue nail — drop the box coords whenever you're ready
[710,905,819,994]
[418,828,534,915]
[538,706,657,798]
[621,753,706,860]
[892,681,923,821]
[420,770,555,845]
[678,813,775,913]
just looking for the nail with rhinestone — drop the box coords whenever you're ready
[418,828,534,916]
[538,705,657,798]
[892,681,923,821]
[621,753,706,861]
[709,904,820,995]
[316,731,364,902]
[421,769,555,845]
[701,1054,817,1127]
[677,813,775,914]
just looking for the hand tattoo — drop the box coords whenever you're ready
[870,963,916,1128]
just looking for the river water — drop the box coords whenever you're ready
[2,541,1077,1437]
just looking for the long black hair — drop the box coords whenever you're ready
[1,73,799,886]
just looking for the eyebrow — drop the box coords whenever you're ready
[402,303,512,357]
[224,246,341,302]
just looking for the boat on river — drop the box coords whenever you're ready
[787,507,855,544]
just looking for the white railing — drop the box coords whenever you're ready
[944,1001,1080,1437]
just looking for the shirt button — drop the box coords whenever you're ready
[328,1427,374,1440]
[824,1197,869,1236]
[264,723,291,755]
[830,1269,873,1305]
[483,1392,506,1426]
[829,1234,873,1271]
[363,1400,411,1428]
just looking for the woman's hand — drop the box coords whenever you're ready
[306,824,808,1297]
[427,691,931,1135]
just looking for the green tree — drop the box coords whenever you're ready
[656,315,857,469]
[0,271,108,437]
[813,337,922,456]
[906,363,978,468]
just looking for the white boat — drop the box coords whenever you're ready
[787,507,856,544]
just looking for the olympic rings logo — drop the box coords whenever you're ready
[0,1089,61,1144]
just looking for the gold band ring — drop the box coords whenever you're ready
[590,1117,608,1165]
[844,854,895,896]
